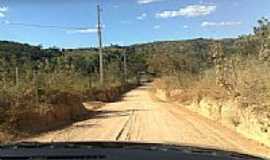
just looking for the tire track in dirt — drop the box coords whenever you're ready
[115,110,135,141]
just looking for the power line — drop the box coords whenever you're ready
[3,21,92,30]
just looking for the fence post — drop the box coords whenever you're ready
[33,70,39,104]
[15,67,19,89]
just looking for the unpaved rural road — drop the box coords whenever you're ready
[28,84,270,158]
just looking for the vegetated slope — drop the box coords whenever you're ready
[0,41,143,141]
[148,18,270,147]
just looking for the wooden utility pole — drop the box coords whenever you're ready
[97,5,104,84]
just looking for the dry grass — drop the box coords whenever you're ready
[0,73,138,142]
[157,56,270,111]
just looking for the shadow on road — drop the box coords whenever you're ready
[82,109,149,120]
[26,108,149,141]
[20,84,151,142]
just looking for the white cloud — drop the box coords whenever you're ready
[95,24,106,29]
[156,5,216,18]
[77,28,97,33]
[137,0,163,4]
[0,6,8,18]
[183,25,189,29]
[0,6,8,12]
[201,21,242,27]
[137,13,147,20]
[153,25,161,29]
[0,12,4,17]
[67,28,97,34]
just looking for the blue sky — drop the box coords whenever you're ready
[0,0,269,48]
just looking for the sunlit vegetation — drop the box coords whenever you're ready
[0,43,144,139]
[148,18,270,112]
[0,18,269,141]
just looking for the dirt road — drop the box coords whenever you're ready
[28,84,270,158]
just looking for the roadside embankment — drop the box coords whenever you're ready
[153,80,270,148]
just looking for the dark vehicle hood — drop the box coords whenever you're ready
[0,141,268,160]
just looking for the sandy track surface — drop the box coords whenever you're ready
[27,84,270,158]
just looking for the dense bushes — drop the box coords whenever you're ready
[0,42,143,138]
[0,81,138,143]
